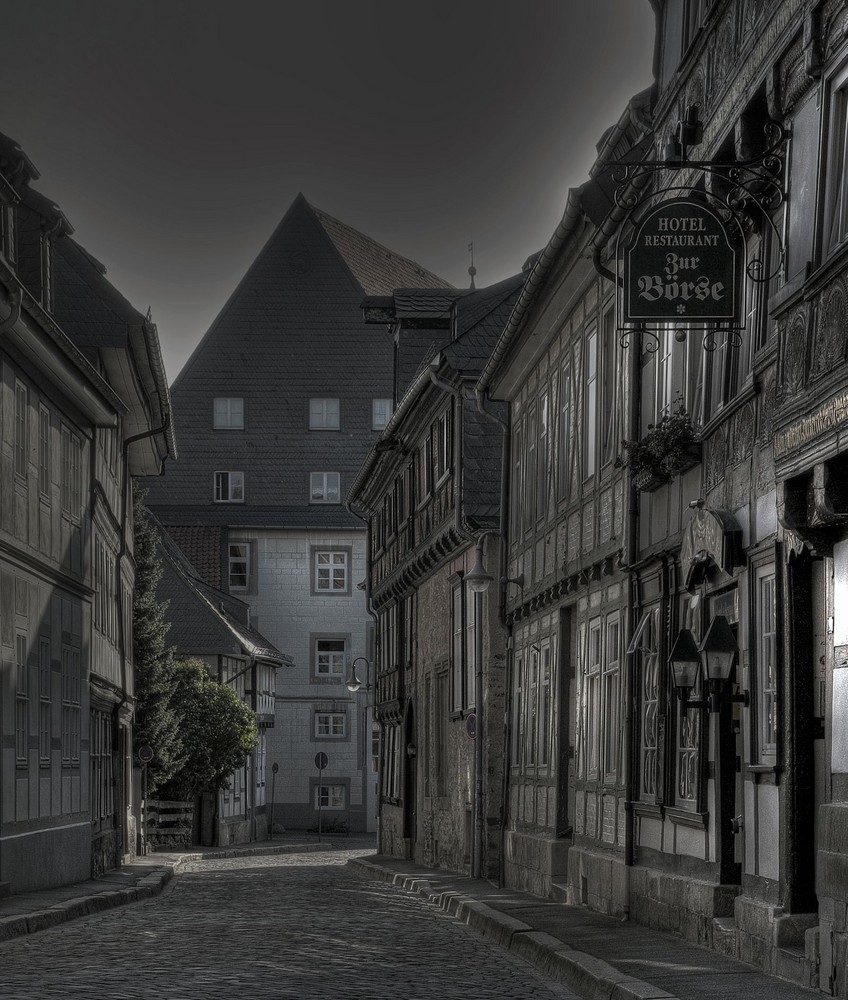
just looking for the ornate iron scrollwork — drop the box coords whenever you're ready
[599,107,787,353]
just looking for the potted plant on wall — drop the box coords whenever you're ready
[617,399,701,492]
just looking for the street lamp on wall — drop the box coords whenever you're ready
[465,540,494,594]
[669,615,748,713]
[346,657,371,694]
[699,615,748,714]
[668,628,707,710]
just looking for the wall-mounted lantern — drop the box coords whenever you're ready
[668,628,706,710]
[669,615,748,713]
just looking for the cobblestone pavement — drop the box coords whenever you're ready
[0,848,579,1000]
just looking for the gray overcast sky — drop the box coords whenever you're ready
[1,1,655,382]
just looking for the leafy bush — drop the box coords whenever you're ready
[157,658,259,800]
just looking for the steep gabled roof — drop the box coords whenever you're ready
[311,204,453,296]
[146,195,449,530]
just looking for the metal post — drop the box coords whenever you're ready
[317,762,323,844]
[269,763,277,840]
[473,587,484,879]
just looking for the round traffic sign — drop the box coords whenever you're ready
[138,745,154,763]
[315,752,329,770]
[272,762,279,774]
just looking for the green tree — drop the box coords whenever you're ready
[132,482,183,793]
[159,658,259,800]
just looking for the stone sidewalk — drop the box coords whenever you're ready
[350,854,821,1000]
[0,834,339,943]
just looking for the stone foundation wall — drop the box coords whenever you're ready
[504,829,570,898]
[566,844,628,917]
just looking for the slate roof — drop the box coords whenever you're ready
[144,194,450,544]
[155,517,290,665]
[349,272,523,533]
[310,206,452,296]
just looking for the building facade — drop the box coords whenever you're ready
[145,195,450,835]
[472,1,848,994]
[0,133,174,893]
[350,276,522,875]
[153,520,290,846]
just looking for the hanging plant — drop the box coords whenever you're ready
[617,400,701,491]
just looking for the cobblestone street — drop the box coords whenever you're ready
[0,847,578,999]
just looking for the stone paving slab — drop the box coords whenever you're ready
[0,838,333,943]
[350,854,821,1000]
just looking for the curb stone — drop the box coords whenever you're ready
[349,857,681,1000]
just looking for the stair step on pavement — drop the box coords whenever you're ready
[712,915,738,957]
[549,880,569,905]
[776,945,811,989]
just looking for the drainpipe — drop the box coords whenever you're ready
[622,324,644,919]
[476,386,513,887]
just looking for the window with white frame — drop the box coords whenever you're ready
[600,306,619,467]
[315,712,346,738]
[15,380,27,480]
[309,398,339,430]
[538,640,552,768]
[557,355,573,501]
[434,408,451,481]
[61,644,80,766]
[60,425,81,519]
[511,650,525,769]
[228,542,250,591]
[585,619,602,778]
[536,390,549,521]
[315,638,346,677]
[39,637,51,765]
[603,617,621,782]
[451,578,477,711]
[826,60,848,254]
[213,397,244,429]
[373,398,392,430]
[310,471,340,503]
[638,609,660,801]
[214,471,244,503]
[316,784,345,809]
[39,405,50,499]
[584,326,598,478]
[756,567,778,761]
[16,632,28,765]
[313,549,348,593]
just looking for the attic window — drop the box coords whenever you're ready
[309,398,339,430]
[213,397,244,429]
[373,399,392,430]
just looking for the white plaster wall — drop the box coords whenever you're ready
[233,527,376,831]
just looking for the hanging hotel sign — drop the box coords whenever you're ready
[625,199,738,323]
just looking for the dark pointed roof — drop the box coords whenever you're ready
[310,203,452,296]
[145,195,449,535]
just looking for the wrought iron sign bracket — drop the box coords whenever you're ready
[597,105,787,353]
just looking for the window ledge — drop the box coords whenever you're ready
[666,807,708,829]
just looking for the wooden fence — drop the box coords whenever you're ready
[146,799,194,848]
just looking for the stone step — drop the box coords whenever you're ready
[712,915,738,957]
[775,944,811,989]
[549,880,569,905]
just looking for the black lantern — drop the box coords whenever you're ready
[699,615,747,712]
[668,628,704,707]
